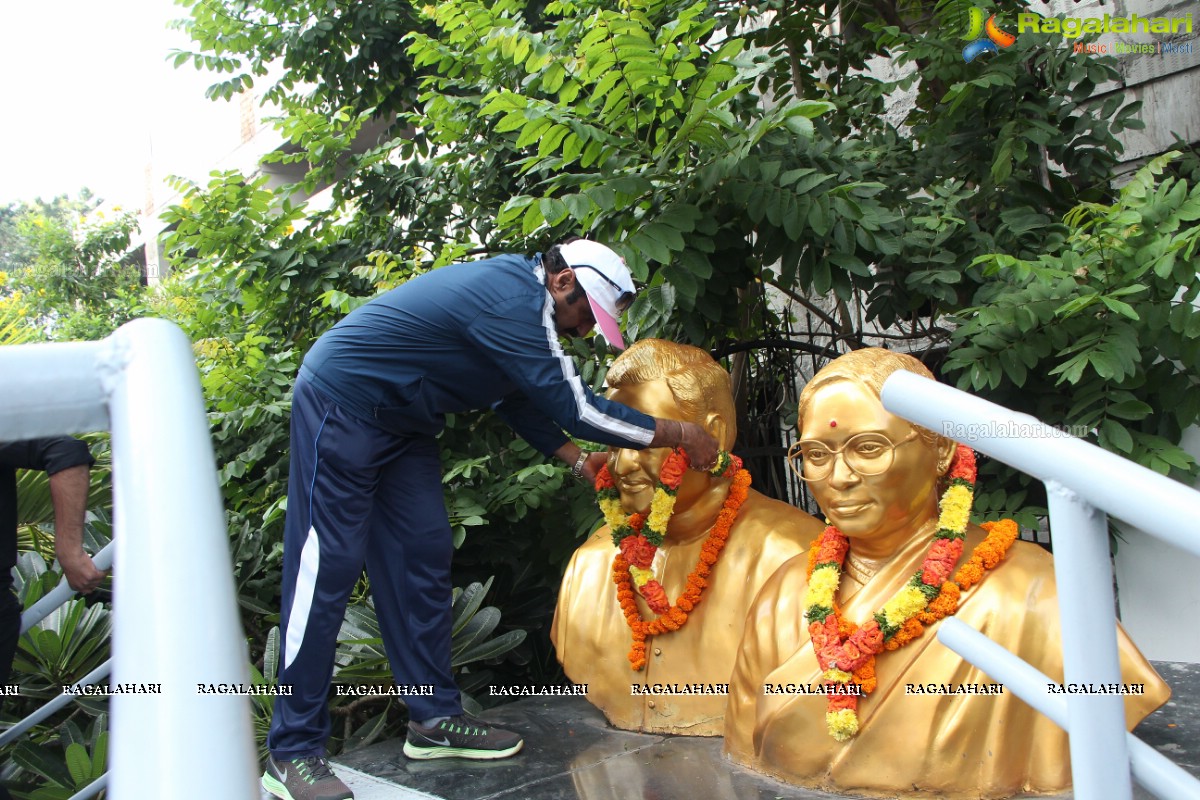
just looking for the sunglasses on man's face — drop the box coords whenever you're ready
[575,265,635,313]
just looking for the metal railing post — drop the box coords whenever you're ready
[880,369,1200,800]
[0,318,259,798]
[880,372,1200,558]
[1045,481,1132,799]
[102,318,257,799]
[939,618,1198,800]
[0,339,109,439]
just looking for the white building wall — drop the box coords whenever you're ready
[1114,426,1200,663]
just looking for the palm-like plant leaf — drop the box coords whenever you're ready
[12,554,112,693]
[333,578,526,685]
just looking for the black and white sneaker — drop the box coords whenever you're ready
[403,714,524,760]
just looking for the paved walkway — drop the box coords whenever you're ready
[324,661,1199,800]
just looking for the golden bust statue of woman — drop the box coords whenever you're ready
[724,348,1169,798]
[551,339,823,735]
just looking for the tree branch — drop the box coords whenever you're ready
[767,280,843,330]
[711,338,844,360]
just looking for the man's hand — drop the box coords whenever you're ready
[48,463,105,593]
[57,549,108,594]
[676,421,719,471]
[650,418,720,470]
[579,451,609,484]
[553,442,610,485]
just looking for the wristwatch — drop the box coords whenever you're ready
[571,450,589,479]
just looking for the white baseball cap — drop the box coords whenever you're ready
[559,239,636,350]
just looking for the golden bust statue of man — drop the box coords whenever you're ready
[724,348,1169,798]
[551,339,823,735]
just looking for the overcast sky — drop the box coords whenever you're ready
[0,0,245,210]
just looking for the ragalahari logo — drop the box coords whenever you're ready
[962,7,1017,62]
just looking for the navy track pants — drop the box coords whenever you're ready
[267,374,462,759]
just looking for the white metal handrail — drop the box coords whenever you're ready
[940,619,1200,800]
[0,544,116,796]
[0,318,257,799]
[20,542,115,634]
[0,660,112,749]
[881,369,1200,800]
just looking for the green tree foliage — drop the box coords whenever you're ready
[1,0,1196,786]
[950,153,1200,477]
[0,193,143,340]
[752,0,1146,331]
[153,0,1200,683]
[0,193,97,273]
[172,0,433,114]
[739,0,1194,520]
[402,0,854,344]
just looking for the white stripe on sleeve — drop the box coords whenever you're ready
[536,263,653,446]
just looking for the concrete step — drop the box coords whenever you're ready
[327,661,1200,800]
[259,764,439,800]
[332,695,859,800]
[339,765,442,800]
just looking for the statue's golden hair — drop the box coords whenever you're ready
[798,348,949,451]
[607,339,737,441]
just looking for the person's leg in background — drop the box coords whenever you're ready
[265,376,400,799]
[363,435,460,723]
[365,435,522,760]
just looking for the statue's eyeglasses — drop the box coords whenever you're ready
[787,431,921,482]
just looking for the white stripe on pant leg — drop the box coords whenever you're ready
[284,526,322,670]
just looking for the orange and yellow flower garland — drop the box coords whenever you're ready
[803,444,1019,740]
[595,449,748,670]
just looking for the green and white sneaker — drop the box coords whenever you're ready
[261,754,353,800]
[403,714,524,760]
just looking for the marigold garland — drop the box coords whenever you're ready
[596,447,742,613]
[803,444,1019,741]
[596,448,749,670]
